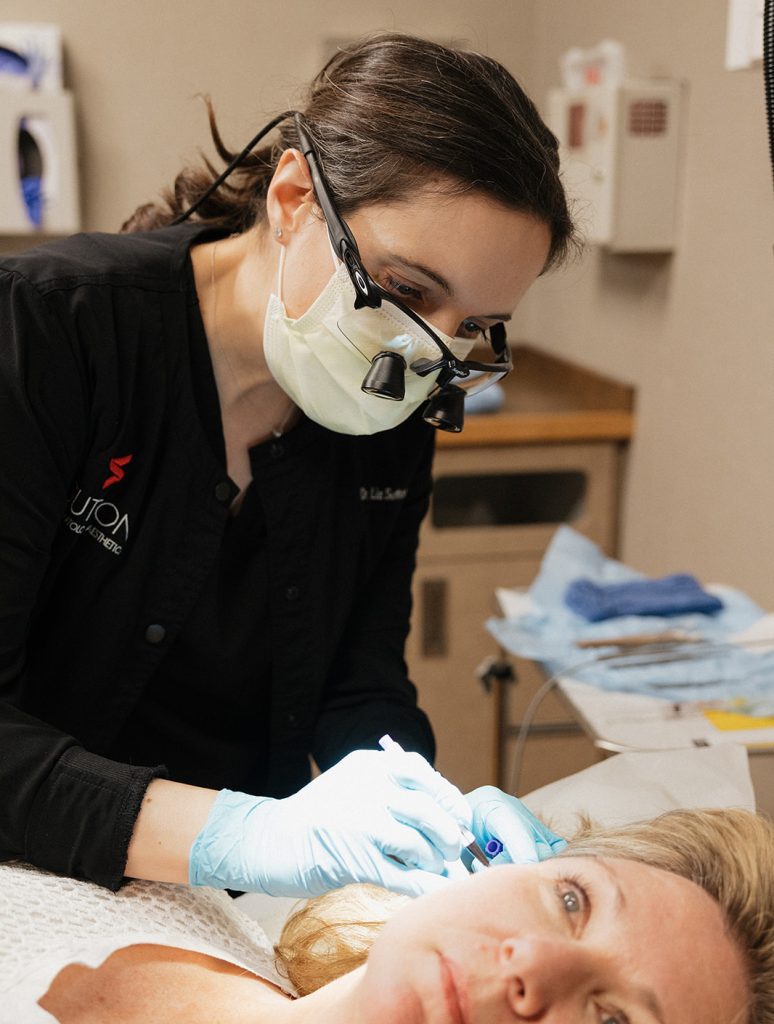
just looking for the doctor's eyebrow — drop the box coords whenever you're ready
[387,253,512,321]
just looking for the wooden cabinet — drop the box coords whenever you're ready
[405,345,635,795]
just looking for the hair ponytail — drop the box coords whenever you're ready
[120,96,280,232]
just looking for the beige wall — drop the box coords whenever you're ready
[7,1,774,606]
[520,0,774,605]
[4,0,534,235]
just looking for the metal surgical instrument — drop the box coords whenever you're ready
[378,734,490,868]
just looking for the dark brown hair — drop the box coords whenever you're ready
[123,33,577,270]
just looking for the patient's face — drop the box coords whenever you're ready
[357,855,747,1024]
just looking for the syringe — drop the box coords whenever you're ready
[378,734,490,869]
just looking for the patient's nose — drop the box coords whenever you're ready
[498,935,592,1017]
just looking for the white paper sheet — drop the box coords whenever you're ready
[522,743,755,836]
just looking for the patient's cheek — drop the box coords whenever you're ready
[361,924,456,1024]
[358,969,425,1024]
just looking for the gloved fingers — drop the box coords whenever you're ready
[524,815,566,853]
[466,787,567,864]
[377,861,453,898]
[539,835,569,860]
[499,815,565,864]
[476,805,544,864]
[386,788,464,862]
[442,858,471,882]
[470,855,493,874]
[465,785,511,825]
[379,817,448,874]
[484,812,567,865]
[433,782,473,834]
[381,750,472,830]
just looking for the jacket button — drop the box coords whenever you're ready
[284,585,300,601]
[214,481,232,503]
[286,712,299,727]
[145,623,166,644]
[270,442,284,460]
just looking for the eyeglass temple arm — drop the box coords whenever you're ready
[293,114,385,311]
[293,115,359,259]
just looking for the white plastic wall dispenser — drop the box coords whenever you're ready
[0,89,80,234]
[546,79,683,252]
[0,23,80,234]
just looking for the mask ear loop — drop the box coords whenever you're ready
[326,231,341,271]
[276,244,287,305]
[275,222,342,307]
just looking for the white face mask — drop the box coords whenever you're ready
[263,244,475,435]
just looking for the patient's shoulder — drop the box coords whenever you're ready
[0,862,294,1015]
[39,943,286,1024]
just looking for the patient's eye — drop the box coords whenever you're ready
[561,889,582,913]
[554,874,590,931]
[555,877,587,912]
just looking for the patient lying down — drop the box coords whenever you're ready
[4,808,772,1024]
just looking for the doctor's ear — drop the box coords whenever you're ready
[265,148,319,239]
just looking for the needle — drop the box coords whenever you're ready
[378,734,490,868]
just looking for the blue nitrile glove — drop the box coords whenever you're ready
[465,786,568,865]
[189,748,473,898]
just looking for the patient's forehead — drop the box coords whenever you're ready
[557,855,749,1022]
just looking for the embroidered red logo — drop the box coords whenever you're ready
[102,454,133,490]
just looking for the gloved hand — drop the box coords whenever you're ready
[189,748,472,898]
[465,785,568,865]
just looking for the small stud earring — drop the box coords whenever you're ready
[273,226,283,238]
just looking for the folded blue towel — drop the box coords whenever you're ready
[564,573,724,622]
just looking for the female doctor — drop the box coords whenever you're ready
[0,34,575,898]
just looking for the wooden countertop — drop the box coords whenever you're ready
[437,343,636,448]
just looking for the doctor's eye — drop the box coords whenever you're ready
[383,274,423,301]
[598,1011,629,1024]
[460,318,486,337]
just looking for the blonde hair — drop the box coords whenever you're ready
[274,807,774,1023]
[275,883,409,994]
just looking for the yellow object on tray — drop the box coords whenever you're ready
[704,710,774,731]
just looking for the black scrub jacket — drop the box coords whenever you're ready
[0,223,435,890]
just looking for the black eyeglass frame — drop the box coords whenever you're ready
[292,113,513,392]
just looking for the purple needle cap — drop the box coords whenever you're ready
[485,838,504,858]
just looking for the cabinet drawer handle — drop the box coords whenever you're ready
[421,578,447,658]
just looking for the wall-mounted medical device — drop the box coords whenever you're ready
[546,42,683,253]
[0,22,80,235]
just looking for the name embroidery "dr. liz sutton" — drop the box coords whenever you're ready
[359,486,408,502]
